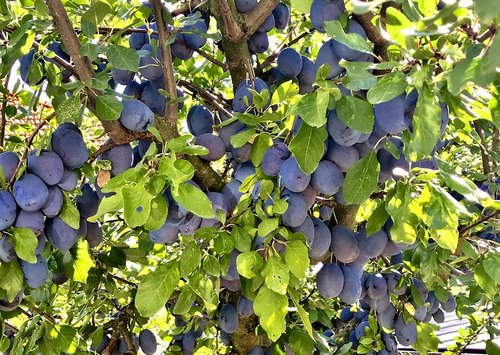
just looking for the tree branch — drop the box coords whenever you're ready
[45,0,150,145]
[241,0,280,40]
[212,0,244,43]
[151,0,179,141]
[353,12,390,60]
[171,0,203,17]
[194,48,228,70]
[459,210,499,236]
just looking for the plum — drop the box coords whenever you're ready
[0,191,16,231]
[277,48,303,77]
[20,255,49,288]
[51,123,89,169]
[279,157,311,193]
[0,152,20,181]
[310,0,346,32]
[316,263,344,298]
[119,99,155,132]
[13,173,49,212]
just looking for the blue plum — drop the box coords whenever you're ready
[15,210,45,236]
[310,160,344,195]
[41,186,63,218]
[219,304,239,334]
[20,255,48,288]
[98,143,133,176]
[316,263,344,298]
[46,217,86,251]
[0,152,20,181]
[187,105,214,136]
[279,157,311,193]
[310,0,346,32]
[139,329,157,355]
[27,149,64,185]
[330,225,359,263]
[120,99,155,132]
[76,183,99,219]
[13,173,49,212]
[0,191,16,231]
[272,3,290,29]
[277,48,303,77]
[195,133,226,161]
[51,123,89,169]
[281,190,308,228]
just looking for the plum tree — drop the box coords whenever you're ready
[0,1,497,354]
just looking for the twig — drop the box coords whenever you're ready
[178,79,232,115]
[459,210,499,236]
[1,73,10,147]
[194,48,228,70]
[108,273,137,287]
[473,121,491,174]
[171,0,203,17]
[477,26,497,42]
[151,0,179,140]
[4,322,18,333]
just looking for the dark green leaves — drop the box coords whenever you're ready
[336,95,374,133]
[95,95,123,121]
[106,45,140,72]
[409,84,442,156]
[0,260,23,301]
[11,227,38,263]
[343,151,380,204]
[367,72,408,104]
[324,20,373,55]
[136,261,180,317]
[289,122,328,174]
[293,90,329,127]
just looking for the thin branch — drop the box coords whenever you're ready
[107,273,137,287]
[353,12,390,60]
[212,0,244,43]
[151,0,179,140]
[194,48,228,70]
[473,121,491,174]
[477,26,497,42]
[459,210,499,236]
[178,79,232,115]
[4,322,18,333]
[1,73,10,147]
[241,0,280,40]
[172,0,203,17]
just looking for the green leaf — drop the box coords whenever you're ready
[87,193,123,222]
[336,95,374,133]
[340,61,378,91]
[71,240,94,283]
[290,0,312,14]
[106,44,140,72]
[343,151,380,204]
[409,84,442,156]
[136,261,180,317]
[144,193,168,231]
[367,71,408,104]
[236,252,264,279]
[188,270,218,311]
[288,289,313,337]
[56,96,81,123]
[289,328,314,353]
[386,182,419,244]
[81,1,112,37]
[251,133,272,167]
[11,227,37,263]
[347,0,393,14]
[483,253,500,283]
[474,0,500,25]
[173,286,196,314]
[284,240,309,279]
[122,184,152,228]
[0,260,23,301]
[324,20,373,55]
[366,202,389,236]
[173,182,214,218]
[262,255,289,295]
[289,122,328,174]
[95,95,123,121]
[202,254,220,276]
[474,262,496,299]
[254,286,288,342]
[59,191,80,229]
[257,218,279,237]
[159,157,195,188]
[386,7,414,47]
[293,90,329,127]
[45,324,78,354]
[179,242,202,277]
[230,128,255,148]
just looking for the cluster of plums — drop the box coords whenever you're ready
[91,328,157,355]
[0,123,107,298]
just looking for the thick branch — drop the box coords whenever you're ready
[151,0,179,141]
[353,12,390,60]
[241,0,280,39]
[212,0,244,43]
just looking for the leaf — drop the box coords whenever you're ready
[474,262,496,299]
[367,71,408,104]
[253,286,288,342]
[173,286,196,314]
[293,90,329,127]
[483,253,500,283]
[0,260,23,301]
[343,151,380,204]
[251,133,273,167]
[289,122,328,174]
[87,193,123,222]
[257,218,279,237]
[366,202,389,236]
[159,157,195,188]
[340,61,378,91]
[11,227,37,263]
[144,193,168,231]
[122,184,152,228]
[56,96,81,123]
[385,7,414,47]
[409,84,442,156]
[336,95,374,133]
[95,95,123,121]
[386,182,419,244]
[71,240,94,283]
[173,182,215,219]
[289,328,314,353]
[324,20,373,55]
[136,261,180,317]
[262,255,289,295]
[413,323,440,354]
[474,0,500,25]
[236,252,264,279]
[106,44,140,72]
[288,289,313,337]
[188,270,218,311]
[179,242,202,277]
[230,128,255,148]
[284,240,309,279]
[81,1,112,37]
[59,191,80,229]
[46,324,78,354]
[290,0,312,14]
